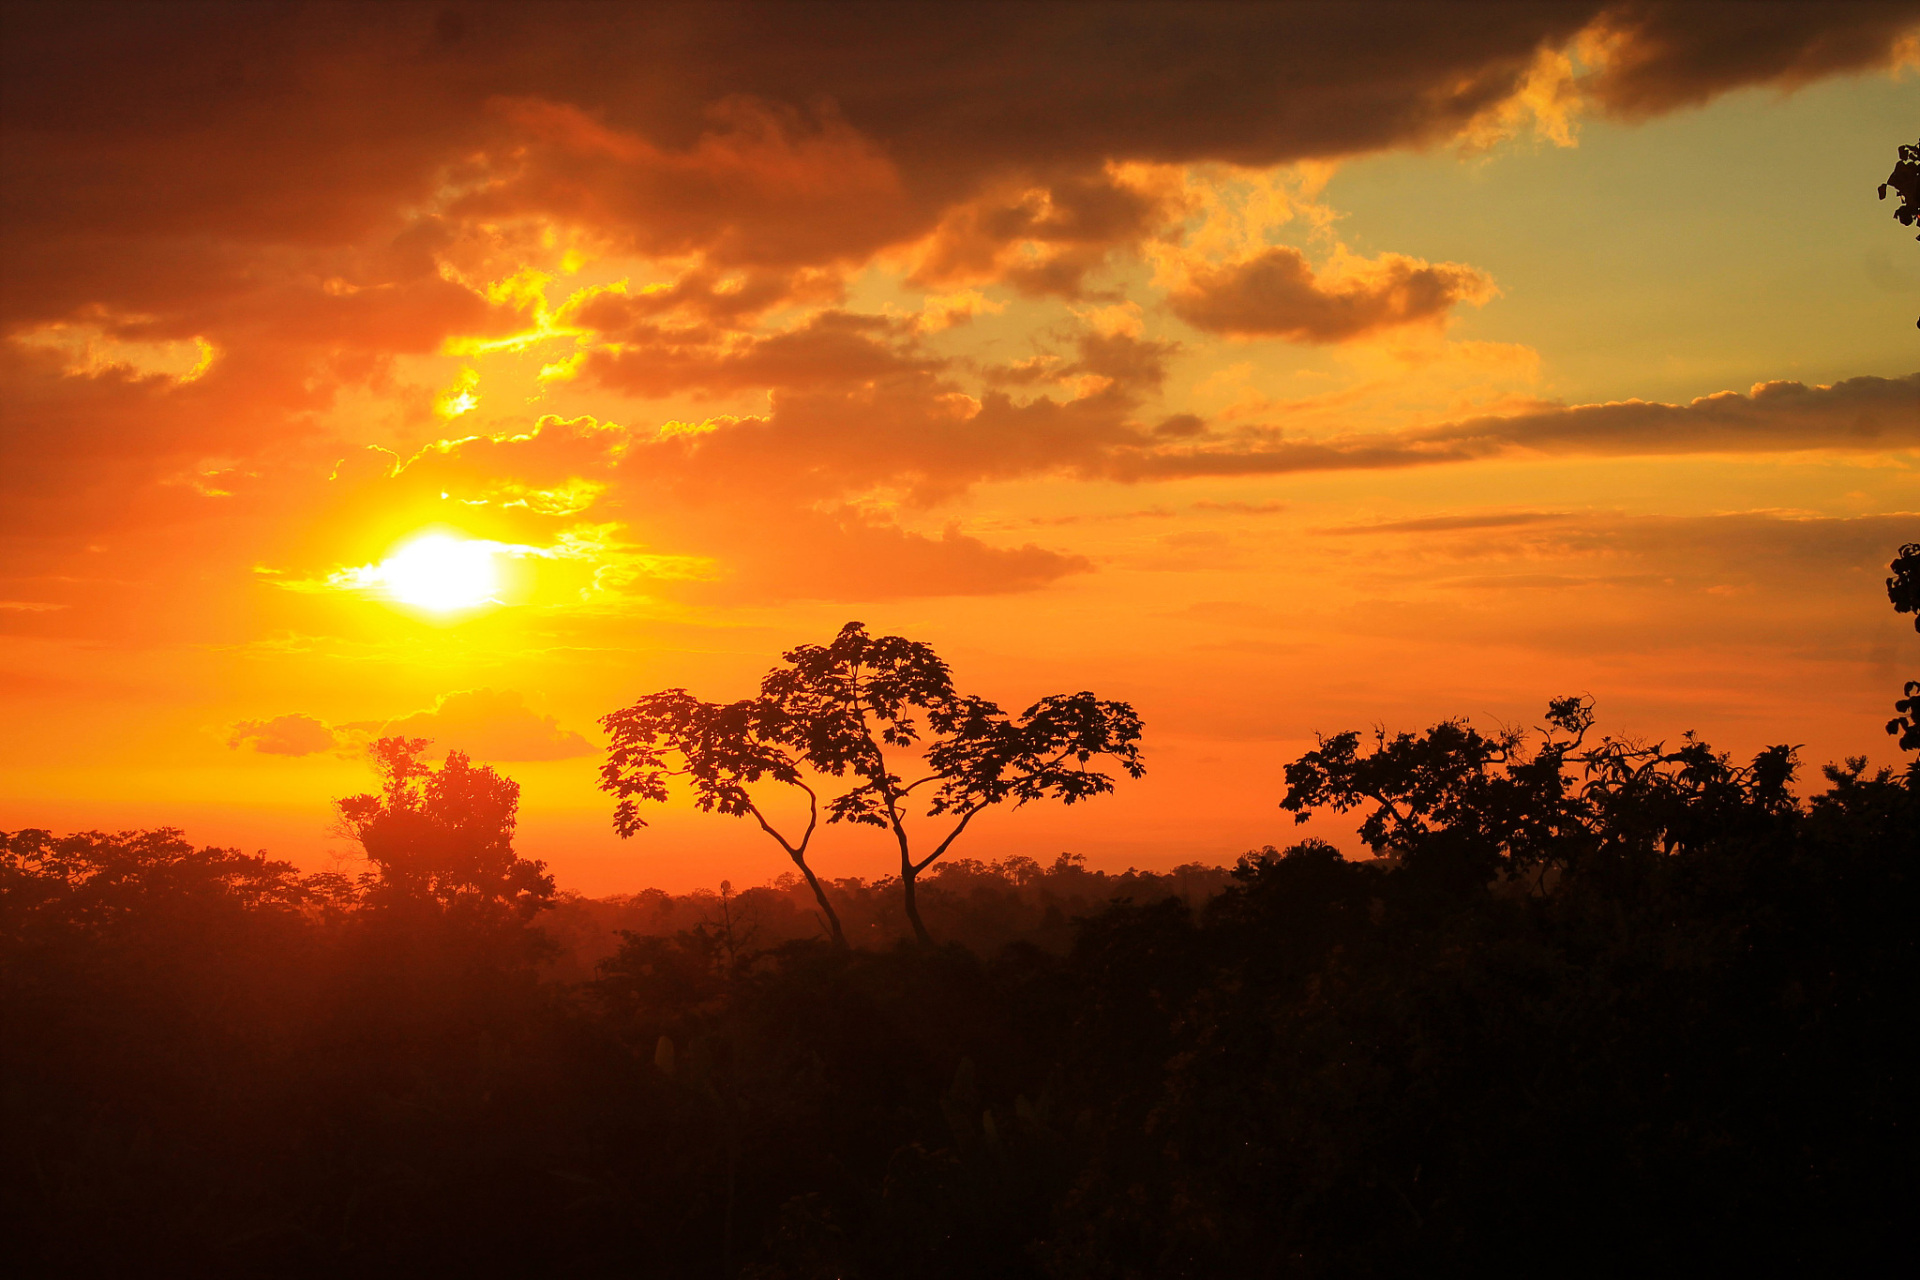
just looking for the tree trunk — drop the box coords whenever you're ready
[791,854,848,949]
[901,865,933,946]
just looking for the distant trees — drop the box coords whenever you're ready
[2,827,320,929]
[334,735,554,923]
[601,622,1145,944]
[8,681,1915,1272]
[1283,693,1803,889]
[1281,695,1600,890]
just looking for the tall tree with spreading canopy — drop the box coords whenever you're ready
[601,623,1146,945]
[762,622,1145,945]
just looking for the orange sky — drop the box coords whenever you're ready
[3,1,1917,894]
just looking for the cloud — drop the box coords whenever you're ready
[1167,247,1496,342]
[1422,375,1920,454]
[379,688,593,761]
[228,713,339,757]
[1193,500,1287,515]
[1485,509,1920,655]
[1577,0,1920,119]
[576,310,941,399]
[1323,512,1572,535]
[681,507,1095,604]
[293,408,1098,604]
[9,3,1902,327]
[909,171,1180,297]
[461,96,918,268]
[5,2,1912,621]
[325,368,1912,608]
[227,691,596,762]
[1316,507,1919,595]
[1114,374,1920,480]
[568,264,846,329]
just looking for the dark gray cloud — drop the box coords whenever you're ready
[1579,0,1920,119]
[1113,375,1920,480]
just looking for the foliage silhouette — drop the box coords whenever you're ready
[1284,693,1809,893]
[1887,543,1920,750]
[1281,694,1600,889]
[1891,541,1920,626]
[335,735,555,923]
[1879,136,1919,235]
[605,621,1145,944]
[1880,136,1919,325]
[600,689,849,946]
[763,622,1144,944]
[5,693,1912,1274]
[8,589,1918,1273]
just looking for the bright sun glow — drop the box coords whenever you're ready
[379,534,500,612]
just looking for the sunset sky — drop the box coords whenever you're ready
[3,1,1916,893]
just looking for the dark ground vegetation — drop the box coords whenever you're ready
[5,695,1912,1277]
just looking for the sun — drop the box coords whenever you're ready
[378,533,500,612]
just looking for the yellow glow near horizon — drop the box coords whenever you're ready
[379,534,500,612]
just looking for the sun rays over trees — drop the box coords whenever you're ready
[8,696,1910,1272]
[3,549,1914,1273]
[7,1,1919,1272]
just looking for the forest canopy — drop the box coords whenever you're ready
[5,593,1912,1273]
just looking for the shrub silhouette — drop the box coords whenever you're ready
[335,735,555,923]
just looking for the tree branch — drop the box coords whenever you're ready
[742,797,802,860]
[913,803,987,875]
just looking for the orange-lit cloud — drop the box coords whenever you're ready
[1167,248,1497,342]
[1114,375,1920,479]
[228,690,594,763]
[379,689,594,762]
[228,714,338,758]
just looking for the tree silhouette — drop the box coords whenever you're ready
[602,623,1145,945]
[1283,695,1801,889]
[1887,543,1920,749]
[1878,136,1919,326]
[8,690,1913,1271]
[1281,696,1598,889]
[334,736,554,921]
[599,690,850,947]
[760,622,1144,944]
[1889,542,1920,631]
[1879,137,1919,233]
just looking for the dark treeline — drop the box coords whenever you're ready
[5,702,1912,1276]
[542,855,1234,983]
